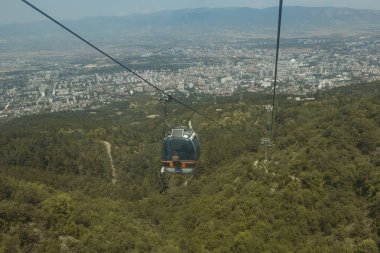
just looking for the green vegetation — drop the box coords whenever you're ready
[0,83,379,252]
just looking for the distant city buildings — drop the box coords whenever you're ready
[0,36,379,118]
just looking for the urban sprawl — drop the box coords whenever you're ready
[0,37,379,118]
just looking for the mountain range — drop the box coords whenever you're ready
[1,6,380,40]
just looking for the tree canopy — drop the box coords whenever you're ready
[0,83,379,252]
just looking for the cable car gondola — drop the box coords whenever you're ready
[161,125,200,174]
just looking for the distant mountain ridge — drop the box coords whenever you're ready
[0,6,379,40]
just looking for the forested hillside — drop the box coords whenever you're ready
[0,83,379,252]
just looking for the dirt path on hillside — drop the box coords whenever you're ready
[102,141,117,184]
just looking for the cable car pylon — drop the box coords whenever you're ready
[159,95,173,138]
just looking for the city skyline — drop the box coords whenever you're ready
[1,0,380,25]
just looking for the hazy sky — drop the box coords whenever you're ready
[1,0,380,25]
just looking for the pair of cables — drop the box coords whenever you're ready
[21,0,283,134]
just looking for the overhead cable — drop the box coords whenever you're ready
[21,0,228,130]
[270,0,283,139]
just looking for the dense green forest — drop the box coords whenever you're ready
[0,83,379,252]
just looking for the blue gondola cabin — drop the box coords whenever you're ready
[161,127,200,174]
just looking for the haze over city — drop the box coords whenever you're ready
[1,0,380,25]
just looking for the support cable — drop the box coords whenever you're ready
[22,0,228,130]
[270,0,283,139]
